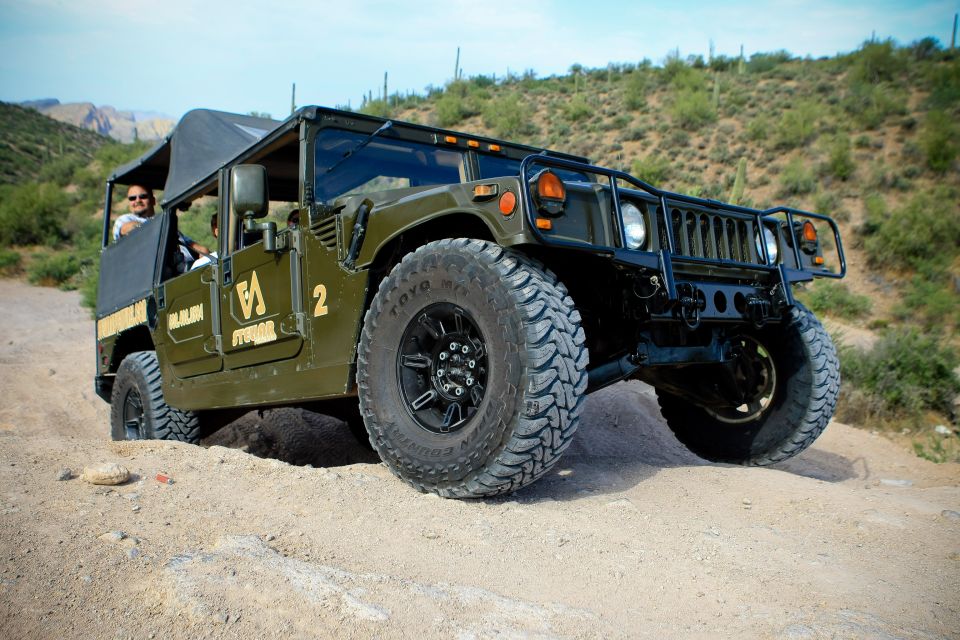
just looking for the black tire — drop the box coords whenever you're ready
[110,351,201,443]
[357,239,589,498]
[656,303,839,465]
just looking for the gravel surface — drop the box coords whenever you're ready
[0,278,957,639]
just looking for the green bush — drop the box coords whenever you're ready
[0,248,21,273]
[747,51,792,74]
[848,39,905,85]
[482,95,535,139]
[434,92,467,127]
[920,110,957,173]
[823,134,854,180]
[670,89,715,130]
[895,275,960,330]
[862,188,960,272]
[779,157,816,195]
[926,59,960,109]
[745,116,770,142]
[842,82,906,129]
[630,155,672,185]
[800,281,871,319]
[564,95,593,123]
[0,182,70,246]
[27,251,80,287]
[775,101,818,148]
[840,329,960,418]
[623,71,648,110]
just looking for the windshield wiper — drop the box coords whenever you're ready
[323,120,393,176]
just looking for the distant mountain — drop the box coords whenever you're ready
[20,99,174,143]
[0,102,111,185]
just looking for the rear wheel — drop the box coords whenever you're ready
[357,239,589,498]
[110,351,201,443]
[656,304,839,465]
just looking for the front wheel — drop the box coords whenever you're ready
[110,351,201,443]
[657,303,840,465]
[357,239,589,498]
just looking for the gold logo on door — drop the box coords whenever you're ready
[236,270,267,320]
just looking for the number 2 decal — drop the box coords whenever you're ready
[312,284,329,317]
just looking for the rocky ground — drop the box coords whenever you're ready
[0,278,957,639]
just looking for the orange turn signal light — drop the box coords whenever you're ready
[473,184,499,199]
[537,171,566,201]
[444,135,457,144]
[814,256,825,265]
[467,140,480,148]
[535,218,553,230]
[499,191,517,215]
[802,220,818,242]
[489,144,501,152]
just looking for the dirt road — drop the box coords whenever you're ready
[0,278,957,639]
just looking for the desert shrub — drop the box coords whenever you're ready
[670,89,715,130]
[435,92,467,127]
[813,190,848,222]
[775,101,818,148]
[840,329,960,418]
[862,188,960,272]
[895,275,960,330]
[482,95,535,139]
[27,251,80,287]
[745,116,770,142]
[848,39,905,85]
[842,82,906,129]
[747,51,792,74]
[0,182,70,246]
[0,248,21,273]
[564,95,593,122]
[919,110,958,173]
[800,281,871,319]
[630,155,672,185]
[926,59,960,109]
[823,134,854,180]
[623,71,648,110]
[37,155,86,187]
[779,157,816,195]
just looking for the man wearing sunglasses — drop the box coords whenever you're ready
[112,185,209,267]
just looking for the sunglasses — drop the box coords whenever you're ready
[127,194,151,201]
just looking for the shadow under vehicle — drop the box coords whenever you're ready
[94,106,846,498]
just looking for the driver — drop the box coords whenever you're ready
[113,185,209,262]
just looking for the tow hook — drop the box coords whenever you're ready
[746,295,771,328]
[677,284,705,331]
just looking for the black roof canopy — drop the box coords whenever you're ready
[110,109,282,205]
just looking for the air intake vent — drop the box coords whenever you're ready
[311,216,338,250]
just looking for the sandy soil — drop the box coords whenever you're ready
[0,278,957,639]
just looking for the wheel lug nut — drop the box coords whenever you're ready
[443,384,451,392]
[461,345,469,354]
[468,360,476,369]
[449,342,459,351]
[437,368,445,377]
[455,387,464,396]
[466,377,474,386]
[439,352,448,361]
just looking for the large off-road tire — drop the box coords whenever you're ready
[110,351,201,443]
[357,239,589,498]
[656,303,839,465]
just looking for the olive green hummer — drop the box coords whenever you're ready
[95,106,846,498]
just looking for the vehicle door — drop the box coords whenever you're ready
[218,198,304,370]
[157,211,223,378]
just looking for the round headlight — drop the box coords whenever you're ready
[622,202,646,249]
[755,226,779,264]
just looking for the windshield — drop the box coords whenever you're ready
[476,154,592,184]
[314,129,465,204]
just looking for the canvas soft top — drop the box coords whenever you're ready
[109,109,281,205]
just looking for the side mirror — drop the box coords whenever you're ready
[231,164,268,218]
[230,164,277,252]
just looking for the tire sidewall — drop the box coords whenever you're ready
[110,354,157,441]
[360,245,527,486]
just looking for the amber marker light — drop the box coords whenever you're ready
[489,144,501,152]
[499,191,516,215]
[537,171,566,201]
[444,135,457,144]
[467,140,480,148]
[814,256,825,265]
[802,220,818,242]
[535,217,553,230]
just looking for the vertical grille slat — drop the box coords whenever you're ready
[656,201,765,266]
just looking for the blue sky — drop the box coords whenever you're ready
[0,0,955,120]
